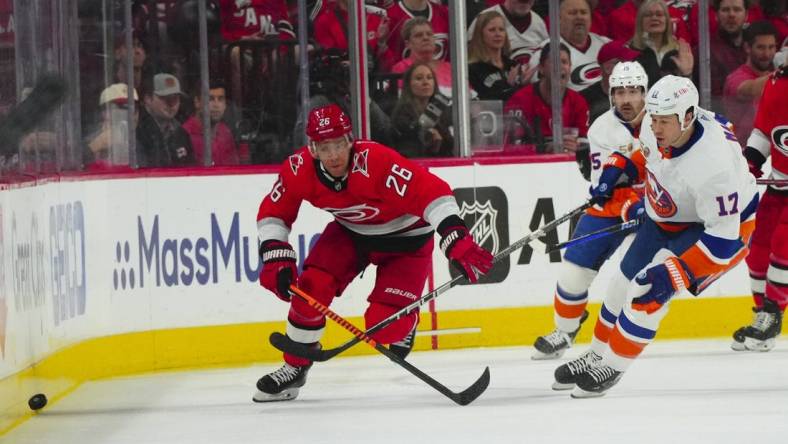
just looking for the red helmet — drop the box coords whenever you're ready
[306,104,353,143]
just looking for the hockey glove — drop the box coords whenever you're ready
[631,257,694,314]
[259,240,298,302]
[742,146,766,179]
[590,153,638,206]
[438,217,493,284]
[620,197,645,224]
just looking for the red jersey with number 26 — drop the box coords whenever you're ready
[257,141,460,244]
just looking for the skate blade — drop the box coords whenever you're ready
[253,387,300,403]
[552,381,574,391]
[742,337,776,352]
[570,386,606,399]
[532,349,566,361]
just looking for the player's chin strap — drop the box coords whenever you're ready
[269,200,594,362]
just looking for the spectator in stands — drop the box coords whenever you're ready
[137,73,195,168]
[313,0,389,59]
[468,10,528,101]
[85,83,139,168]
[183,80,240,166]
[468,0,549,65]
[761,0,788,43]
[609,0,691,44]
[392,18,453,97]
[390,62,454,158]
[531,0,610,118]
[587,41,642,121]
[503,42,589,154]
[380,0,450,71]
[689,0,764,47]
[114,31,148,92]
[704,0,750,99]
[218,0,295,42]
[723,20,779,142]
[629,0,694,84]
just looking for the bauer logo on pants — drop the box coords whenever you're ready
[452,187,510,284]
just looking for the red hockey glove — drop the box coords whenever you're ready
[438,218,493,283]
[743,146,766,179]
[259,240,298,302]
[631,257,694,314]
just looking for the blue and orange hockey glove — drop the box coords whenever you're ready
[631,257,695,314]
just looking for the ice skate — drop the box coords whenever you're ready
[571,365,623,398]
[552,349,602,390]
[253,363,312,402]
[731,298,783,352]
[389,325,417,360]
[533,310,589,360]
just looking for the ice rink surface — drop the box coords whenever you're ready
[4,338,787,444]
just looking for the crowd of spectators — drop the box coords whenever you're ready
[1,0,786,172]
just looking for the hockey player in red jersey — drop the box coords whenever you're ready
[732,48,788,352]
[252,104,494,402]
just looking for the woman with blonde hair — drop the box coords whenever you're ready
[468,10,531,101]
[629,0,693,85]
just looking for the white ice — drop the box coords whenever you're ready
[4,339,788,444]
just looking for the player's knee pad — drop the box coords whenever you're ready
[558,261,598,295]
[289,267,338,324]
[364,302,418,344]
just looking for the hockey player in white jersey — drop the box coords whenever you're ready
[533,61,648,360]
[554,75,759,398]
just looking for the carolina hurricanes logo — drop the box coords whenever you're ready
[772,126,788,156]
[646,170,678,218]
[289,153,304,176]
[571,62,602,86]
[324,204,381,222]
[352,149,369,177]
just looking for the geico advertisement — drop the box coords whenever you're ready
[0,184,87,377]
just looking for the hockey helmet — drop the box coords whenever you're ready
[609,61,648,106]
[306,104,353,152]
[645,75,699,131]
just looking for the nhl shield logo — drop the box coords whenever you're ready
[459,200,500,255]
[452,187,510,284]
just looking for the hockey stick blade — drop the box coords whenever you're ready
[286,285,490,405]
[270,201,593,362]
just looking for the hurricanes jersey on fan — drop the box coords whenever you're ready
[586,108,646,218]
[219,0,295,42]
[468,5,548,65]
[381,1,450,69]
[531,33,611,93]
[257,142,459,244]
[639,108,758,278]
[746,72,788,191]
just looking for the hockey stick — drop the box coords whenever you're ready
[287,285,490,406]
[0,73,68,157]
[545,218,641,253]
[756,179,788,186]
[270,200,593,362]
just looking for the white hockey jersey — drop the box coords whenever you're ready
[587,108,641,188]
[639,108,758,277]
[468,5,548,65]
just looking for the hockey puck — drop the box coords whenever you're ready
[28,393,47,411]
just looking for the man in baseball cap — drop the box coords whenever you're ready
[137,72,194,167]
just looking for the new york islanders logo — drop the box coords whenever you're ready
[646,170,678,218]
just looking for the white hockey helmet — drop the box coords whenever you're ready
[645,75,699,131]
[609,61,649,107]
